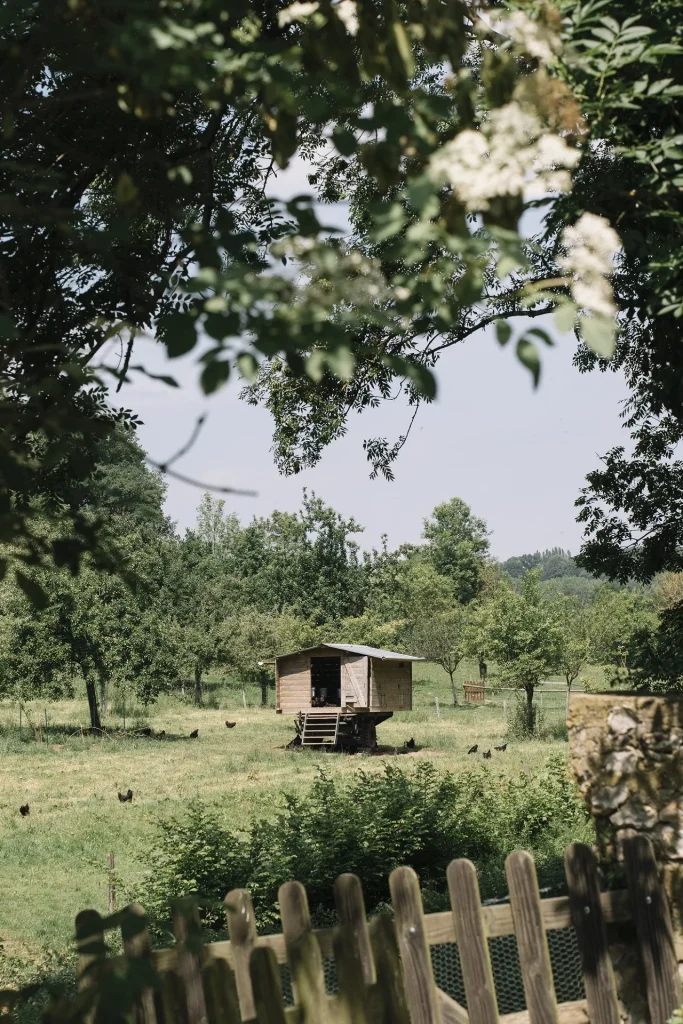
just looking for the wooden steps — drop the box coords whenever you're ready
[301,711,341,746]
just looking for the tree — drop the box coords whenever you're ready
[0,431,181,728]
[552,599,592,694]
[422,499,490,604]
[588,586,657,683]
[478,571,563,735]
[232,492,367,623]
[409,608,469,706]
[2,0,618,586]
[221,610,323,706]
[502,549,590,582]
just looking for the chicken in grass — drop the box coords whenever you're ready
[467,744,478,754]
[189,729,199,738]
[19,803,29,817]
[494,743,507,752]
[117,789,133,803]
[482,749,492,759]
[225,721,237,729]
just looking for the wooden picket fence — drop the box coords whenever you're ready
[76,835,682,1024]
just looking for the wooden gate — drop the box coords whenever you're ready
[463,682,486,704]
[74,835,681,1024]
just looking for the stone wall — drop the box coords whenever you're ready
[568,692,683,933]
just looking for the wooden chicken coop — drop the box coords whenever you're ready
[274,643,423,749]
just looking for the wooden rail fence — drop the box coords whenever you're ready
[76,835,682,1024]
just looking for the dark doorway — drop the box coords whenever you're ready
[311,657,341,706]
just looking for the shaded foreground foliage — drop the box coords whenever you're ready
[136,758,593,938]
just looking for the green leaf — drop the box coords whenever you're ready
[161,313,197,358]
[579,314,617,358]
[552,302,577,333]
[0,314,18,339]
[200,360,231,394]
[369,202,406,242]
[495,320,512,346]
[405,362,437,399]
[115,172,138,206]
[516,338,541,387]
[236,353,259,382]
[326,345,356,381]
[332,127,357,156]
[405,175,438,216]
[204,312,239,341]
[306,350,327,382]
[15,570,49,609]
[391,22,416,79]
[524,327,554,347]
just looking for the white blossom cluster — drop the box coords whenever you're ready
[277,1,319,28]
[488,9,562,64]
[559,213,620,317]
[334,0,359,36]
[277,0,358,33]
[428,102,580,210]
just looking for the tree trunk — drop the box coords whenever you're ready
[260,673,269,707]
[86,679,102,731]
[524,684,535,735]
[193,664,203,707]
[99,678,108,720]
[448,670,458,706]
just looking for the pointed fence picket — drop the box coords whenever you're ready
[74,837,680,1024]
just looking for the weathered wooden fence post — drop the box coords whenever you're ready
[225,888,257,1021]
[506,850,558,1024]
[280,880,329,1022]
[389,865,442,1024]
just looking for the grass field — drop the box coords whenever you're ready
[0,660,605,981]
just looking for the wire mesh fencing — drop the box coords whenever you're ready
[276,921,585,1013]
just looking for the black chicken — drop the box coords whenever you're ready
[19,803,29,816]
[118,789,133,803]
[467,744,478,754]
[225,721,237,729]
[405,738,415,749]
[189,729,199,738]
[494,743,507,752]
[482,749,492,759]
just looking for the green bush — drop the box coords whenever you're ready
[135,757,592,939]
[507,691,541,739]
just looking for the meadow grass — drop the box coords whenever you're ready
[0,659,603,977]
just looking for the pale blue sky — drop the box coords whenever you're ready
[116,161,629,560]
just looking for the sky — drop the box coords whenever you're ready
[114,160,629,561]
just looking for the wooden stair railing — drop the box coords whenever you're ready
[301,711,341,746]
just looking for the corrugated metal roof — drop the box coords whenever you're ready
[276,643,423,662]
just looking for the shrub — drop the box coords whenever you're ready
[507,692,541,739]
[134,757,592,940]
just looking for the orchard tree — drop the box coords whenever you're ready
[422,499,490,605]
[552,598,592,695]
[221,610,323,706]
[0,430,181,729]
[408,607,469,706]
[479,570,563,735]
[589,586,657,683]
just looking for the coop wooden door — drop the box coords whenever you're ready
[341,655,368,708]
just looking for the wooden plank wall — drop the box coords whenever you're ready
[276,651,313,713]
[341,655,368,708]
[370,659,412,711]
